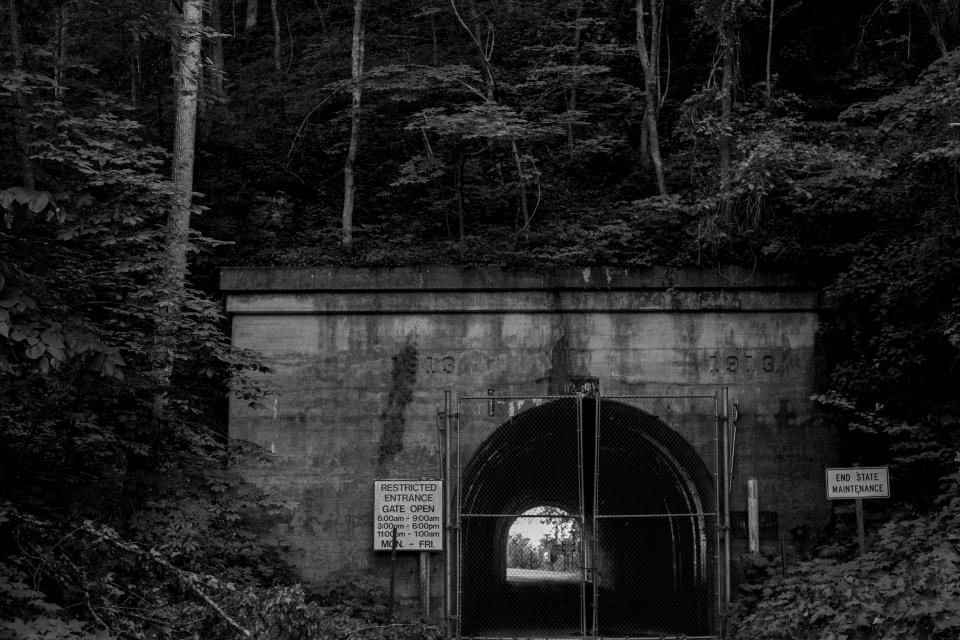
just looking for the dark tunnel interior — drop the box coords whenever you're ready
[458,398,717,638]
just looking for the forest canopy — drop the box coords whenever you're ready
[2,1,960,639]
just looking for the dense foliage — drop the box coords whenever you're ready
[2,0,960,638]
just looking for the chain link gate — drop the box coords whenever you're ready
[448,390,725,640]
[455,396,588,638]
[593,395,722,639]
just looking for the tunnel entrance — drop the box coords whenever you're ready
[455,393,721,639]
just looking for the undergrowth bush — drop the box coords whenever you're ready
[732,462,960,640]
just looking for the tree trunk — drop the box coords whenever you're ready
[636,0,667,196]
[907,5,912,62]
[430,12,439,66]
[511,137,529,233]
[130,30,142,107]
[271,0,281,73]
[765,0,774,105]
[8,0,35,189]
[455,152,465,244]
[919,1,948,58]
[246,0,258,30]
[54,3,66,101]
[719,0,735,222]
[169,0,202,296]
[209,0,225,99]
[650,0,661,103]
[451,0,496,100]
[9,0,22,70]
[567,0,584,153]
[201,1,225,140]
[342,0,364,251]
[155,0,202,424]
[639,0,662,165]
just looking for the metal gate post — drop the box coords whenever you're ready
[442,390,453,636]
[591,393,599,639]
[455,398,463,639]
[722,387,732,635]
[575,394,586,640]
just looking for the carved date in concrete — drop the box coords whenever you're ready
[423,355,455,374]
[707,351,785,375]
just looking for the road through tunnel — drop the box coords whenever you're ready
[457,396,718,638]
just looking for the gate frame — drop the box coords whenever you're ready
[442,388,731,640]
[592,392,724,639]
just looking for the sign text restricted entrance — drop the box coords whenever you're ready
[373,481,443,551]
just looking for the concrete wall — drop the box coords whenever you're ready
[222,266,835,612]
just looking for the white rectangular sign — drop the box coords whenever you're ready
[825,467,890,500]
[374,480,443,551]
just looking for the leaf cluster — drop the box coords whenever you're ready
[733,465,960,640]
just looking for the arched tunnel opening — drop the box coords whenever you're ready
[458,397,716,638]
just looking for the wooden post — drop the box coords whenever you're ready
[419,551,430,620]
[747,478,759,554]
[388,526,397,618]
[855,497,866,555]
[854,463,866,555]
[779,533,786,576]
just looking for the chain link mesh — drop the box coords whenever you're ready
[593,396,719,638]
[458,397,586,638]
[454,394,720,639]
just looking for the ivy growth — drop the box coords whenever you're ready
[376,340,419,475]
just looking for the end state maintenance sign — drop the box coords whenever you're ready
[825,467,890,500]
[374,480,443,551]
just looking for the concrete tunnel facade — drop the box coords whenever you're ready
[222,266,835,625]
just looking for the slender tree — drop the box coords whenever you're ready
[567,0,584,153]
[154,0,202,424]
[168,0,202,290]
[765,0,774,104]
[271,0,281,73]
[200,0,227,142]
[246,0,258,30]
[130,29,142,107]
[636,0,668,196]
[342,0,364,251]
[718,0,735,222]
[8,0,36,189]
[54,2,66,101]
[208,0,226,100]
[450,0,496,99]
[449,0,532,232]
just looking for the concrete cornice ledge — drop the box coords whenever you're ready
[220,265,823,293]
[220,266,826,315]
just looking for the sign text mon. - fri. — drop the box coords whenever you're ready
[374,481,443,551]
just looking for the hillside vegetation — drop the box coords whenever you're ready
[2,1,960,638]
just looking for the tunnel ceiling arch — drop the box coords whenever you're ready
[460,398,715,520]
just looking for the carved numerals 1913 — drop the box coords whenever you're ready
[707,351,785,375]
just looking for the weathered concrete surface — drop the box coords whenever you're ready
[223,266,834,615]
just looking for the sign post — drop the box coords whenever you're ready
[825,466,889,555]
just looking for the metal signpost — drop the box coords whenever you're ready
[825,466,889,555]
